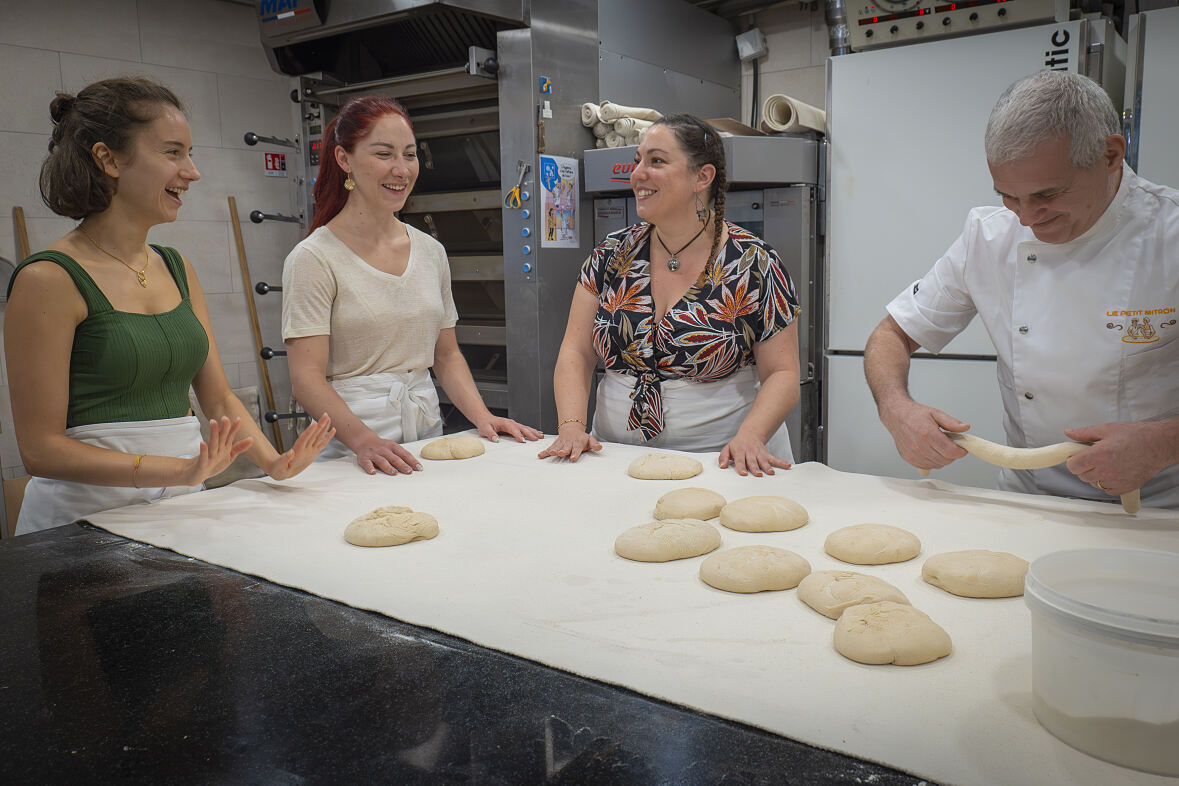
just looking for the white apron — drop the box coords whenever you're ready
[591,366,794,462]
[317,369,444,461]
[16,416,203,536]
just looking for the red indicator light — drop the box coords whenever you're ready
[873,15,878,22]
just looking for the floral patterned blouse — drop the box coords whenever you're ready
[579,220,801,440]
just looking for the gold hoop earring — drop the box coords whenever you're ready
[344,176,356,191]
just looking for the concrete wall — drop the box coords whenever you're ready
[0,0,302,480]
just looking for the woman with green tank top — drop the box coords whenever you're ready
[3,77,335,536]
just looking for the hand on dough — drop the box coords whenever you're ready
[880,399,969,471]
[1065,421,1176,495]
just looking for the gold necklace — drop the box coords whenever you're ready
[77,225,150,287]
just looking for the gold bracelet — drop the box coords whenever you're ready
[132,454,144,488]
[557,417,587,430]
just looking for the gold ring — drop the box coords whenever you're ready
[1095,479,1106,491]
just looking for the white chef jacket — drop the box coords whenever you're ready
[887,162,1179,509]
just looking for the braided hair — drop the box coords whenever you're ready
[649,113,728,264]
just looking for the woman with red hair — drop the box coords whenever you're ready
[281,97,541,476]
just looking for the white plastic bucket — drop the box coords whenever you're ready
[1024,548,1179,776]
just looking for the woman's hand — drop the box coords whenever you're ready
[354,436,422,476]
[719,432,792,477]
[264,414,335,481]
[183,416,253,485]
[475,416,544,443]
[537,424,602,462]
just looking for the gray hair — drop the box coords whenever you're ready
[984,71,1120,168]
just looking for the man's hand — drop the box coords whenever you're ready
[1065,421,1179,495]
[879,399,970,471]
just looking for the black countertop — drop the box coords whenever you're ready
[0,524,932,785]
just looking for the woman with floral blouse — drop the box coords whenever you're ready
[538,114,801,477]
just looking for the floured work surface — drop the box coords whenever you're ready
[87,438,1179,786]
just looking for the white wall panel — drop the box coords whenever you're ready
[138,0,273,79]
[826,22,1092,355]
[825,354,1006,489]
[1132,6,1179,189]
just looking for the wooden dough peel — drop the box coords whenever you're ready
[933,431,1140,514]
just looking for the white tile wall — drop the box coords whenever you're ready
[0,132,55,219]
[60,53,223,147]
[137,0,275,80]
[147,220,234,294]
[0,45,63,135]
[0,0,141,61]
[0,0,300,487]
[217,73,296,153]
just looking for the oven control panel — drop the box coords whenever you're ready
[849,0,1061,50]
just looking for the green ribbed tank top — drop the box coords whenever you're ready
[7,246,210,428]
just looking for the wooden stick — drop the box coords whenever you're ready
[227,196,284,451]
[12,206,31,259]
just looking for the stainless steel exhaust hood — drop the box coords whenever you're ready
[259,0,525,79]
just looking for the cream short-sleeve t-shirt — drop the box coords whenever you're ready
[281,224,459,380]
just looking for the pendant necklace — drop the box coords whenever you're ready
[655,218,709,272]
[78,225,150,288]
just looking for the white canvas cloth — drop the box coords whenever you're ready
[85,437,1179,786]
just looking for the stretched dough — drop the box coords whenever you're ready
[945,431,1140,514]
[345,506,439,547]
[614,519,721,562]
[797,570,911,619]
[654,487,726,520]
[719,496,808,532]
[825,524,920,565]
[833,601,952,666]
[945,432,1085,470]
[699,546,811,593]
[628,453,703,480]
[420,436,485,460]
[922,550,1028,598]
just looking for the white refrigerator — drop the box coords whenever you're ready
[1124,4,1179,189]
[824,18,1125,489]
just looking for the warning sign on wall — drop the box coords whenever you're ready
[264,152,287,177]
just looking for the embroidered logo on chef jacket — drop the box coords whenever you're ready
[1105,307,1178,343]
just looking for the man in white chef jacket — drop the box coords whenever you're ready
[864,70,1179,510]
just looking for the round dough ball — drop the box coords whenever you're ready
[627,453,703,480]
[833,601,952,666]
[420,435,485,460]
[719,496,808,532]
[797,570,911,619]
[824,523,920,565]
[654,487,726,520]
[700,546,811,593]
[614,519,721,562]
[922,549,1029,598]
[345,506,439,547]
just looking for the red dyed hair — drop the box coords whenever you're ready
[309,96,414,233]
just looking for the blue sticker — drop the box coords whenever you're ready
[540,156,560,193]
[538,76,552,94]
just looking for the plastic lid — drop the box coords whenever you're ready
[1024,548,1179,649]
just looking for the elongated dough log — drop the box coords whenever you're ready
[944,432,1085,470]
[945,432,1140,514]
